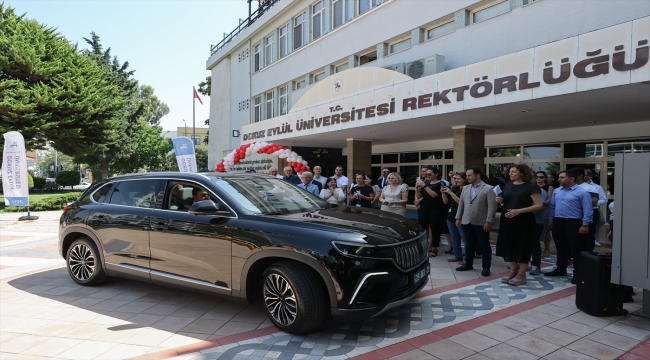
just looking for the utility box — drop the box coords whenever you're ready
[611,153,650,297]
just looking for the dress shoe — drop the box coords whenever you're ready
[456,264,474,271]
[481,268,490,277]
[570,277,578,284]
[544,268,567,277]
[529,266,541,275]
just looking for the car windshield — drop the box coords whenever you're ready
[211,176,328,214]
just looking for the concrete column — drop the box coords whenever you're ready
[348,54,358,69]
[410,27,425,46]
[452,126,485,173]
[324,0,333,34]
[454,9,470,29]
[377,42,389,59]
[272,28,279,64]
[346,139,372,181]
[325,64,335,77]
[347,0,357,21]
[305,5,312,43]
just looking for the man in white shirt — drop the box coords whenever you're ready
[572,168,599,251]
[584,168,608,246]
[331,165,348,193]
[312,166,327,187]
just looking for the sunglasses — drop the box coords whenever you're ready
[536,176,546,179]
[426,173,434,176]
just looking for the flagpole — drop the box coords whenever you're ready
[192,86,196,148]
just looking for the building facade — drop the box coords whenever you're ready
[206,0,650,206]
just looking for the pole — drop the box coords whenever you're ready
[192,87,196,147]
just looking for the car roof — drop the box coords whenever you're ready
[107,172,274,182]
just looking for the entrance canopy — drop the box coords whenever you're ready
[241,16,650,148]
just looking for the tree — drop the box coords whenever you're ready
[74,34,170,178]
[196,147,208,171]
[27,173,33,189]
[0,5,125,160]
[197,76,211,97]
[56,170,80,188]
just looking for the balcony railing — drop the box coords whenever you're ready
[210,0,281,56]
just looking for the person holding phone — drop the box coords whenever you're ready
[442,172,467,262]
[379,172,408,216]
[349,172,374,208]
[416,167,445,257]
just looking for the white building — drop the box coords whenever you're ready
[206,0,650,204]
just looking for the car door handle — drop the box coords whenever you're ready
[92,215,107,223]
[151,222,168,231]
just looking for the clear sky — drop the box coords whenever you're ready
[8,0,250,132]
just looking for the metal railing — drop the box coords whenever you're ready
[210,0,281,56]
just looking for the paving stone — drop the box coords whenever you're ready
[602,322,650,340]
[473,323,523,342]
[506,334,560,357]
[544,347,598,360]
[480,342,538,360]
[388,348,440,360]
[448,331,500,352]
[527,326,581,347]
[585,329,643,351]
[420,339,475,360]
[546,318,598,337]
[566,338,625,360]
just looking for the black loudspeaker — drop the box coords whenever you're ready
[575,252,629,316]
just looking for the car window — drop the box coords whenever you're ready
[90,183,114,203]
[166,182,219,211]
[108,180,159,208]
[212,177,328,214]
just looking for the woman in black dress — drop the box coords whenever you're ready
[415,167,446,257]
[495,164,543,286]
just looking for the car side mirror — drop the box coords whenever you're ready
[188,200,231,216]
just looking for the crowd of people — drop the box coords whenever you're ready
[269,162,609,287]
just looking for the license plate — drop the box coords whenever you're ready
[412,266,429,284]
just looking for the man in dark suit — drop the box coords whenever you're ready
[377,167,390,189]
[282,166,301,185]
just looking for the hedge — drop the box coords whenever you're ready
[4,192,82,212]
[33,177,47,189]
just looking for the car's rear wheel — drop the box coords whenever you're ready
[66,237,107,286]
[262,262,325,334]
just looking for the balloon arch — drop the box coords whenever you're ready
[215,142,310,174]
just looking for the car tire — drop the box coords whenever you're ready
[262,262,326,334]
[66,237,107,286]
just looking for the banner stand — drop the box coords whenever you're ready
[18,206,39,221]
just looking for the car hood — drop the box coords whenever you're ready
[249,206,424,245]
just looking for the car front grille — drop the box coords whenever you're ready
[392,236,428,270]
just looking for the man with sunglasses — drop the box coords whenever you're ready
[378,167,391,189]
[455,166,498,276]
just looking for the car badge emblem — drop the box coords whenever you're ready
[409,231,416,235]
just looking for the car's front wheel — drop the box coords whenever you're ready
[262,262,326,334]
[66,237,107,286]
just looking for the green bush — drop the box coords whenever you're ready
[56,171,80,188]
[33,177,47,189]
[4,192,82,212]
[28,174,34,189]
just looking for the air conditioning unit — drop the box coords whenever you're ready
[382,63,405,74]
[406,54,445,79]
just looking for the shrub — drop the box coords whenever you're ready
[33,177,47,189]
[28,174,34,189]
[4,192,82,212]
[56,171,80,188]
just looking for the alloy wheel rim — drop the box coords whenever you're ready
[263,273,297,326]
[69,243,95,281]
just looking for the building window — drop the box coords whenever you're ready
[472,1,510,23]
[389,38,410,54]
[335,63,349,73]
[333,0,347,28]
[312,1,326,40]
[265,34,274,67]
[253,43,261,72]
[279,25,289,58]
[314,72,326,83]
[191,135,201,145]
[427,20,455,40]
[265,91,274,119]
[294,13,306,49]
[294,79,306,90]
[254,96,261,123]
[523,0,538,4]
[279,86,288,115]
[358,0,376,15]
[358,50,377,65]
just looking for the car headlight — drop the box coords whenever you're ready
[331,241,394,259]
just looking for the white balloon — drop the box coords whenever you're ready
[302,160,308,166]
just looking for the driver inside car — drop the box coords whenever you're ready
[192,188,210,203]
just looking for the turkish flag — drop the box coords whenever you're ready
[193,88,203,105]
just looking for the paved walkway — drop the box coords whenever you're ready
[0,211,648,360]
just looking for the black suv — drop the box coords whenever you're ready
[59,172,429,333]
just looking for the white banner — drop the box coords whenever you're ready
[2,131,30,206]
[171,136,197,173]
